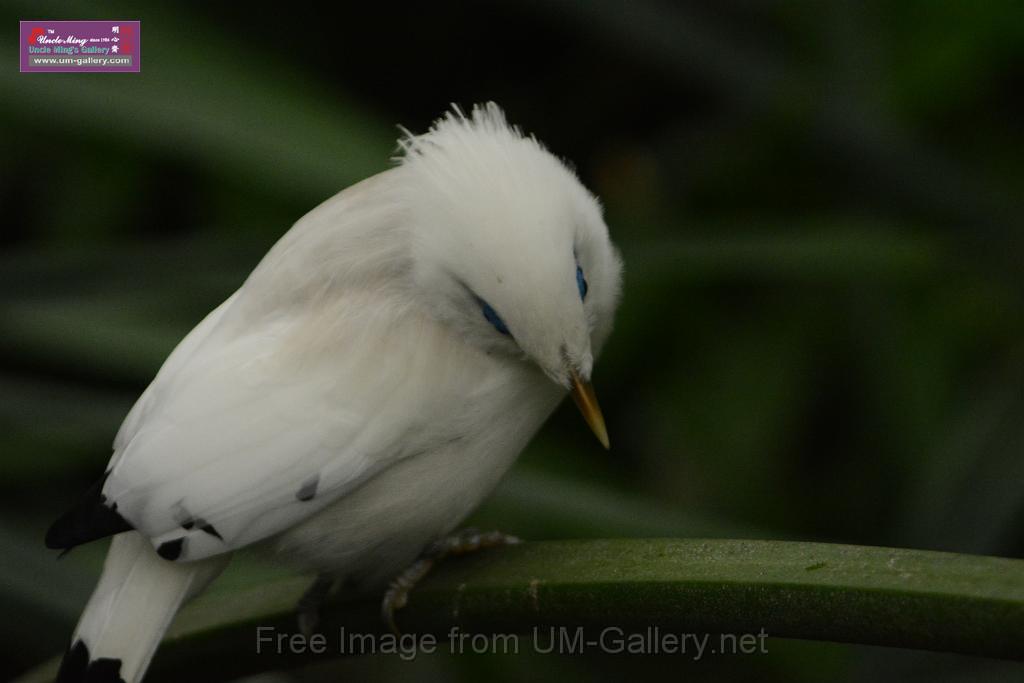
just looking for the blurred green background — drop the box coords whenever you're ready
[3,0,1024,681]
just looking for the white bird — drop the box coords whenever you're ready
[46,103,623,683]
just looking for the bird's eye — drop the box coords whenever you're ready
[480,300,510,336]
[576,264,588,301]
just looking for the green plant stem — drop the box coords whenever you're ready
[16,539,1024,681]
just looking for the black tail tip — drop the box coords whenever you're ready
[57,639,126,683]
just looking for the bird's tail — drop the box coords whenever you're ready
[57,531,229,683]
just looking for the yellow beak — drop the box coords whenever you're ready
[569,371,610,449]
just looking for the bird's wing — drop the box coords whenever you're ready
[47,170,473,561]
[96,290,461,562]
[112,291,239,455]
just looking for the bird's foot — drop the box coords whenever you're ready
[297,572,337,637]
[381,528,521,635]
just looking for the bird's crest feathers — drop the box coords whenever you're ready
[396,102,542,163]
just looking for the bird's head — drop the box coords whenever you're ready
[397,103,622,447]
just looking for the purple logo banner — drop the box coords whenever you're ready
[20,20,141,73]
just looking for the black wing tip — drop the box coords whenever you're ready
[156,537,185,561]
[45,471,134,551]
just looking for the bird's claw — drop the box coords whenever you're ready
[381,529,521,635]
[296,573,336,638]
[382,557,433,636]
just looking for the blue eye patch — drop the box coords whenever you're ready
[576,264,588,301]
[480,300,510,336]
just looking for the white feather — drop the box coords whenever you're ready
[66,102,622,681]
[70,532,228,683]
[100,103,620,565]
